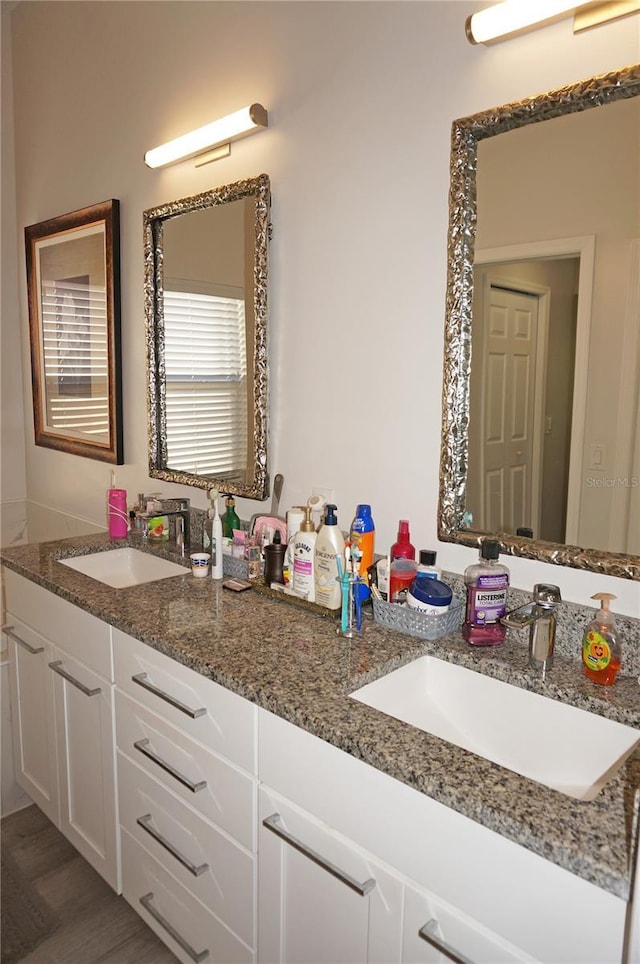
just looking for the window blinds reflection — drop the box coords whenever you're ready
[40,278,109,439]
[163,289,248,477]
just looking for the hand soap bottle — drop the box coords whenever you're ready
[582,593,621,686]
[292,507,317,602]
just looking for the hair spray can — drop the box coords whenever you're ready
[108,488,128,538]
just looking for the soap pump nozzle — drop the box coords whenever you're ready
[592,592,616,628]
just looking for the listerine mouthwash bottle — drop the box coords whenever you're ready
[462,539,510,646]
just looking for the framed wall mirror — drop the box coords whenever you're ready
[144,174,270,500]
[439,64,640,580]
[25,199,123,464]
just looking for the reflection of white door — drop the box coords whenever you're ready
[477,285,546,535]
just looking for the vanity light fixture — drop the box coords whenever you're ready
[144,104,268,169]
[466,0,640,44]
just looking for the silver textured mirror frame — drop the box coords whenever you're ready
[144,173,271,500]
[439,65,640,581]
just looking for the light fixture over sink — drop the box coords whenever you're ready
[144,104,268,169]
[466,0,640,44]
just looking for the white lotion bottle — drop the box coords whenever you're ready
[210,490,224,580]
[314,504,345,610]
[292,506,317,602]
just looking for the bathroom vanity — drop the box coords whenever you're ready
[2,533,640,964]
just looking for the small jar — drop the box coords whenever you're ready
[407,576,452,615]
[389,558,418,604]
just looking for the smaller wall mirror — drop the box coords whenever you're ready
[144,173,270,499]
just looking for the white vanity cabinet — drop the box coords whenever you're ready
[113,628,258,964]
[4,616,59,826]
[259,786,404,963]
[3,570,120,891]
[258,708,628,964]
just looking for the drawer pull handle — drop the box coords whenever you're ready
[2,625,44,655]
[49,660,101,697]
[132,673,207,719]
[263,813,376,896]
[139,892,209,962]
[133,738,206,793]
[418,919,475,964]
[137,814,208,877]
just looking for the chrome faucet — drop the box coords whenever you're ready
[501,583,562,676]
[140,497,190,556]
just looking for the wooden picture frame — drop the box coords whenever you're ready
[25,199,123,463]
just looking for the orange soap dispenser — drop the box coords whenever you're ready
[582,592,621,686]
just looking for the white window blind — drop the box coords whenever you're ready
[164,288,247,476]
[41,278,109,440]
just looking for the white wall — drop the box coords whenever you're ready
[3,1,639,614]
[1,1,27,549]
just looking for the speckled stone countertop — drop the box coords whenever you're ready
[3,532,640,902]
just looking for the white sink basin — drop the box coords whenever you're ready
[59,547,187,588]
[350,655,639,800]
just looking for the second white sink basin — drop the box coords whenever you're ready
[350,655,639,800]
[59,547,187,588]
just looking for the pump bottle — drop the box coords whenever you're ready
[315,504,345,610]
[292,507,317,602]
[582,593,621,686]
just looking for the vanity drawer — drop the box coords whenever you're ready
[118,751,255,947]
[4,570,112,680]
[122,829,254,964]
[116,690,255,850]
[113,628,256,773]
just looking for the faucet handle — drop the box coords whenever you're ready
[533,583,562,606]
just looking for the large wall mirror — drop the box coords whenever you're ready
[439,64,640,580]
[144,174,270,500]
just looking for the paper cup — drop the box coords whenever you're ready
[190,552,211,577]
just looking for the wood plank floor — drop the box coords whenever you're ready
[1,804,178,963]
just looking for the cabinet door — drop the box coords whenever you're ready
[402,880,534,964]
[51,647,120,891]
[258,788,402,964]
[5,618,59,825]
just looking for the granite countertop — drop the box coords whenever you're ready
[2,532,640,901]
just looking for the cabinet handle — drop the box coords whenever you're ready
[133,738,206,793]
[263,813,376,896]
[139,892,209,962]
[137,814,208,877]
[49,660,101,697]
[132,672,207,719]
[2,624,44,655]
[418,919,475,964]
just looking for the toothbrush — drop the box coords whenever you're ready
[336,555,349,635]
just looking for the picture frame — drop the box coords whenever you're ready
[25,199,123,463]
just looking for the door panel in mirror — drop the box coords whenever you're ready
[144,174,270,499]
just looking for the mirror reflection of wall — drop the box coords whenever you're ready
[472,95,639,556]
